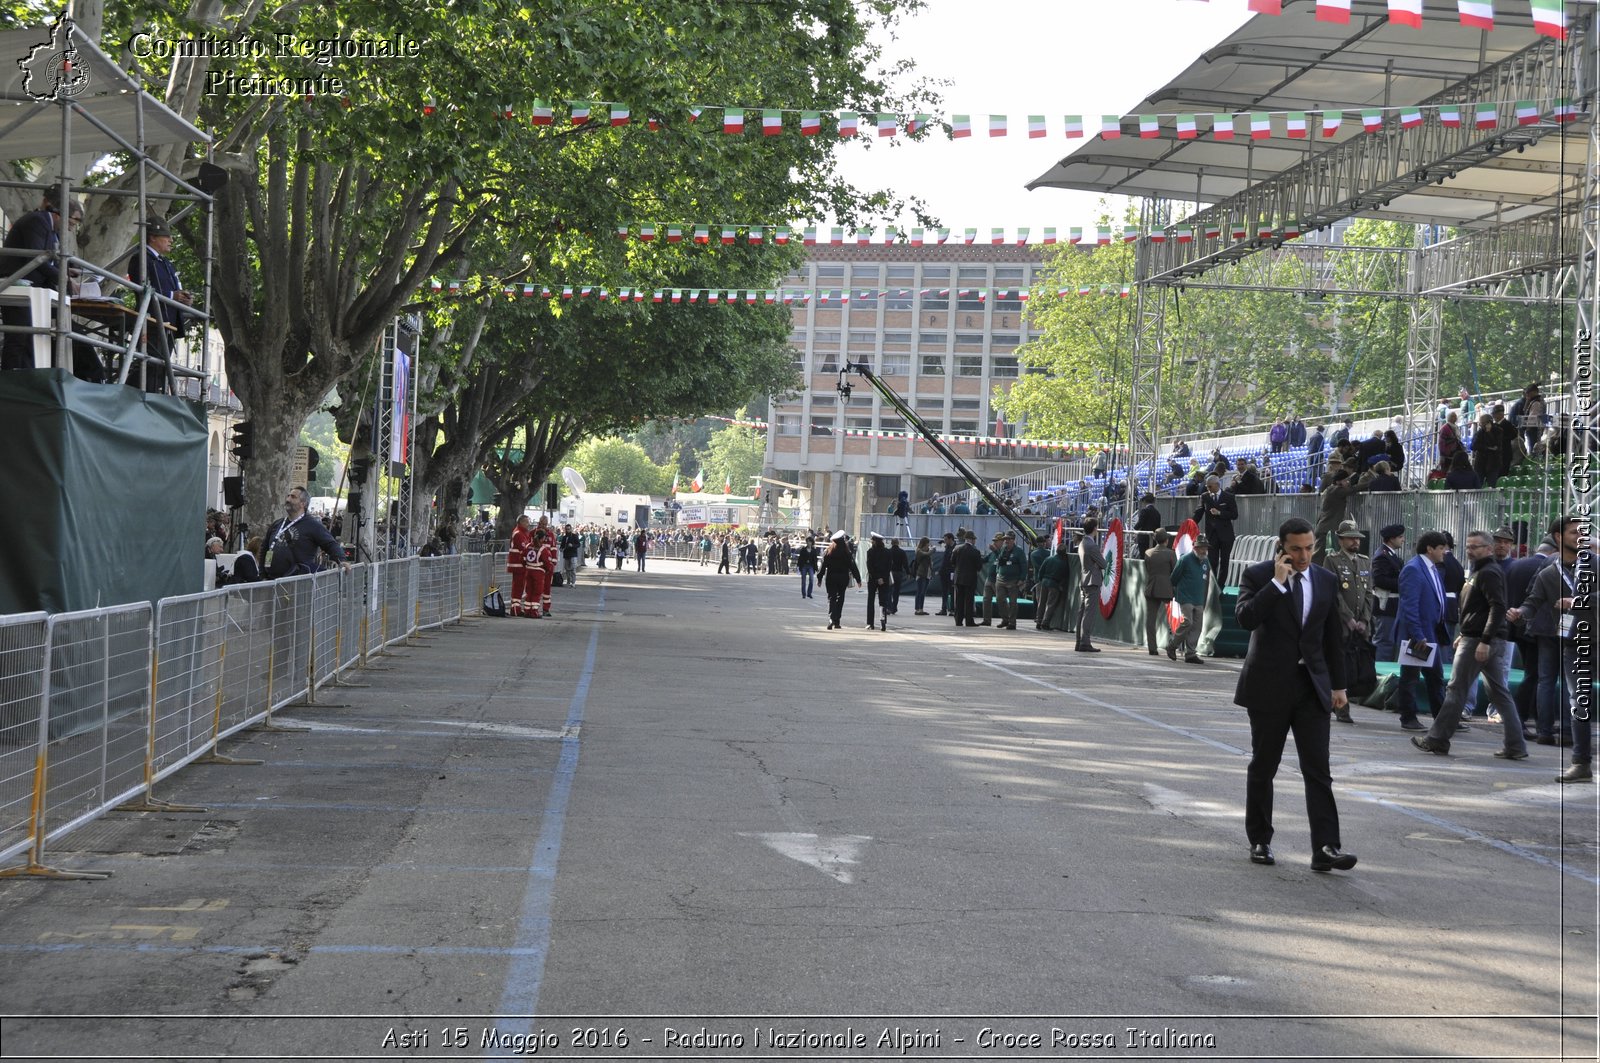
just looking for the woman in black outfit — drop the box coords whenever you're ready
[817,531,862,630]
[1444,448,1481,490]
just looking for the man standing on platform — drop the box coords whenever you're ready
[1395,531,1451,731]
[1371,524,1405,663]
[1076,518,1106,653]
[1171,538,1209,663]
[1234,517,1356,873]
[1,190,82,370]
[1143,529,1176,657]
[1323,520,1372,724]
[1195,477,1238,585]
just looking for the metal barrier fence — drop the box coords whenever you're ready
[0,553,496,879]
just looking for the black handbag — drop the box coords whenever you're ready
[1345,636,1378,699]
[482,587,508,617]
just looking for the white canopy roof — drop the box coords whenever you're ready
[0,22,209,163]
[1027,0,1586,229]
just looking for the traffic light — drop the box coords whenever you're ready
[305,447,320,474]
[229,421,254,463]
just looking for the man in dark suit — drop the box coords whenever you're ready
[129,217,194,391]
[1,190,82,370]
[1194,476,1238,583]
[1234,516,1357,873]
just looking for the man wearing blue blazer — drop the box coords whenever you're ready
[1235,516,1357,873]
[1394,531,1451,731]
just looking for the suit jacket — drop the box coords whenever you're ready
[1233,561,1347,712]
[1398,554,1448,646]
[1143,546,1176,599]
[1079,536,1106,589]
[2,209,61,289]
[1194,490,1238,545]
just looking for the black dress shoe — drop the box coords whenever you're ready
[1167,646,1178,661]
[1184,655,1204,664]
[1493,748,1529,760]
[1399,719,1425,731]
[1535,735,1557,745]
[1311,846,1357,872]
[1249,843,1274,865]
[1411,735,1449,755]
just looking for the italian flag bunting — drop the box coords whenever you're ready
[1531,0,1567,39]
[688,289,700,304]
[1028,115,1047,138]
[989,115,1008,137]
[800,111,821,135]
[561,286,574,299]
[1042,227,1057,245]
[1476,103,1498,129]
[951,114,972,138]
[528,99,551,124]
[422,98,437,117]
[1204,223,1222,240]
[991,227,1006,245]
[963,228,978,245]
[884,226,898,243]
[803,225,817,246]
[1283,219,1302,238]
[1515,100,1539,125]
[910,228,925,247]
[1387,0,1423,26]
[640,224,656,242]
[687,106,703,122]
[596,288,609,301]
[1552,98,1578,123]
[1250,112,1271,139]
[775,225,791,245]
[1139,114,1159,138]
[1317,0,1352,22]
[610,105,630,126]
[720,226,737,245]
[762,109,782,135]
[1230,221,1248,240]
[1101,115,1122,139]
[693,225,710,244]
[744,291,758,305]
[499,103,513,119]
[614,225,629,240]
[936,228,951,244]
[723,108,744,134]
[838,111,859,136]
[652,290,663,303]
[877,113,897,137]
[1322,110,1343,136]
[666,225,683,243]
[1064,115,1084,138]
[706,290,719,304]
[1096,226,1112,245]
[569,102,591,125]
[1069,226,1083,244]
[1148,229,1166,244]
[670,289,682,304]
[1400,107,1423,128]
[1439,105,1462,127]
[1257,220,1275,239]
[1177,114,1197,139]
[648,115,660,131]
[748,226,764,244]
[856,228,873,246]
[1248,0,1282,11]
[1457,0,1493,30]
[829,226,844,245]
[908,114,932,134]
[1176,226,1193,243]
[1287,112,1307,138]
[1361,109,1384,132]
[1213,113,1234,140]
[1123,224,1139,243]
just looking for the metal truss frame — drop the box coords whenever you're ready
[1144,17,1589,284]
[1127,226,1169,492]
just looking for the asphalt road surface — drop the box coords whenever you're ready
[0,557,1595,1062]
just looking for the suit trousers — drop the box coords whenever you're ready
[1175,603,1203,656]
[1076,586,1100,646]
[825,584,848,627]
[953,582,977,626]
[1397,659,1445,722]
[1145,597,1172,652]
[1245,667,1340,851]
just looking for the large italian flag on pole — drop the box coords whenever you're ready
[1457,0,1493,30]
[1531,0,1566,39]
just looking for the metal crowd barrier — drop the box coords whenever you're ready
[0,553,497,880]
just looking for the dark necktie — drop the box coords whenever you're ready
[1291,571,1305,628]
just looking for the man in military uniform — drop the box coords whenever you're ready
[1322,519,1372,723]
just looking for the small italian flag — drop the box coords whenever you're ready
[800,111,821,135]
[666,225,683,243]
[1250,112,1271,139]
[1387,0,1423,27]
[1096,227,1112,245]
[1552,98,1578,123]
[1041,228,1057,245]
[838,111,859,136]
[640,224,656,242]
[670,290,682,304]
[829,227,844,245]
[1531,0,1566,39]
[748,227,764,244]
[652,290,664,303]
[1476,103,1498,129]
[1064,115,1084,138]
[1248,0,1282,11]
[936,228,951,244]
[688,290,700,303]
[530,100,552,125]
[1204,223,1222,240]
[561,286,574,299]
[615,225,629,240]
[856,229,873,246]
[1515,100,1539,126]
[1361,109,1384,133]
[1283,220,1302,238]
[762,109,782,135]
[963,228,978,245]
[1439,105,1461,128]
[1177,114,1198,140]
[877,113,897,137]
[1317,0,1352,22]
[991,227,1006,245]
[951,114,972,138]
[610,105,629,126]
[1400,107,1423,129]
[1101,115,1122,139]
[1230,222,1248,240]
[803,226,817,246]
[1176,226,1193,243]
[1287,112,1307,138]
[723,108,744,134]
[1069,227,1083,244]
[1148,230,1166,244]
[910,228,925,247]
[648,116,660,130]
[1123,225,1139,243]
[1457,0,1493,31]
[693,225,710,244]
[1257,221,1275,239]
[1213,114,1235,140]
[499,103,513,119]
[1140,114,1159,138]
[907,114,932,134]
[775,225,791,244]
[1321,110,1344,137]
[989,115,1007,137]
[569,102,591,125]
[1028,115,1047,138]
[687,106,703,122]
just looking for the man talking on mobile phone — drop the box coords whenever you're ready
[1234,516,1357,873]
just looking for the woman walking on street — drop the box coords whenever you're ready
[912,536,933,615]
[818,530,861,630]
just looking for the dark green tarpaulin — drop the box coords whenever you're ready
[0,369,207,613]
